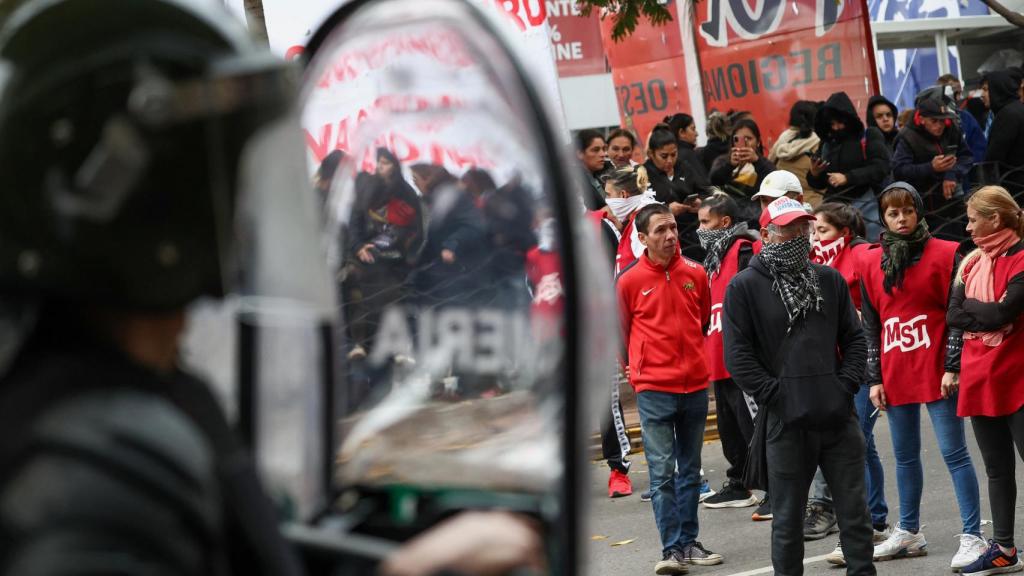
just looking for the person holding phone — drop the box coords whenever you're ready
[646,124,707,260]
[892,86,974,242]
[807,91,891,242]
[709,118,776,225]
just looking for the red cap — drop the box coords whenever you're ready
[759,196,816,228]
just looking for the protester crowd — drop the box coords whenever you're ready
[331,71,1024,576]
[581,72,1024,576]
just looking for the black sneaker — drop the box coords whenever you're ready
[803,503,838,540]
[702,481,758,509]
[641,489,652,502]
[680,541,724,566]
[751,494,772,521]
[654,549,689,575]
[961,540,1022,575]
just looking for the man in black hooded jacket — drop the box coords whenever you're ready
[866,95,900,151]
[984,69,1024,198]
[891,87,973,241]
[808,92,891,241]
[723,196,873,576]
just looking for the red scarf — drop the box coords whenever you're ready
[964,227,1021,346]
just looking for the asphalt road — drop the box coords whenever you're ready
[586,412,1024,575]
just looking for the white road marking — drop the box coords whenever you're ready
[724,552,831,575]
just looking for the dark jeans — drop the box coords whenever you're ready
[636,389,708,554]
[971,405,1024,548]
[766,408,875,576]
[714,378,754,484]
[808,385,889,527]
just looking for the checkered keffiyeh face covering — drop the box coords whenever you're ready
[697,222,749,276]
[758,235,823,326]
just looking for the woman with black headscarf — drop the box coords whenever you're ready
[859,182,985,571]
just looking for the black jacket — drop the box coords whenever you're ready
[644,158,704,261]
[722,257,866,429]
[866,95,900,150]
[678,141,711,194]
[807,92,891,202]
[947,240,1024,332]
[414,181,489,305]
[984,70,1024,189]
[0,315,300,576]
[698,137,730,175]
[891,123,972,215]
[581,161,614,210]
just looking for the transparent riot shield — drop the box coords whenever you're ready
[289,0,619,574]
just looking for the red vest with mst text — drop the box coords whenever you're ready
[860,238,958,406]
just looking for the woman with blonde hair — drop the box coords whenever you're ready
[947,185,1024,575]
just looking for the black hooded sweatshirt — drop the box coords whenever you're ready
[866,95,900,150]
[807,92,891,203]
[984,70,1024,187]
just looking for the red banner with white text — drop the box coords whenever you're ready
[547,0,607,77]
[693,0,879,147]
[600,3,693,144]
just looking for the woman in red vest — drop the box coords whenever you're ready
[811,203,890,563]
[860,182,984,571]
[947,185,1024,575]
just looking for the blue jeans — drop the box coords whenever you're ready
[637,389,708,554]
[809,386,887,526]
[850,189,883,243]
[886,394,981,535]
[856,384,888,526]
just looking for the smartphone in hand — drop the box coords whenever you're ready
[943,144,958,157]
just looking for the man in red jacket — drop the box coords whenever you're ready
[617,203,722,574]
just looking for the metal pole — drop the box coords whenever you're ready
[935,31,950,76]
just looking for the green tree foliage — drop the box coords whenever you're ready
[577,0,676,42]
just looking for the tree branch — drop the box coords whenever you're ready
[577,0,679,42]
[978,0,1024,29]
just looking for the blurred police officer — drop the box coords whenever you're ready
[0,1,306,573]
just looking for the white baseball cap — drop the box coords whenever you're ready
[752,170,803,199]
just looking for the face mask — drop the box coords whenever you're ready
[605,191,655,223]
[811,236,846,266]
[696,226,731,250]
[760,234,812,271]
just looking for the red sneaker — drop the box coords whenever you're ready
[608,470,632,498]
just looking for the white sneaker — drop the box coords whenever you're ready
[874,525,928,561]
[874,524,892,543]
[952,534,989,572]
[826,541,846,566]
